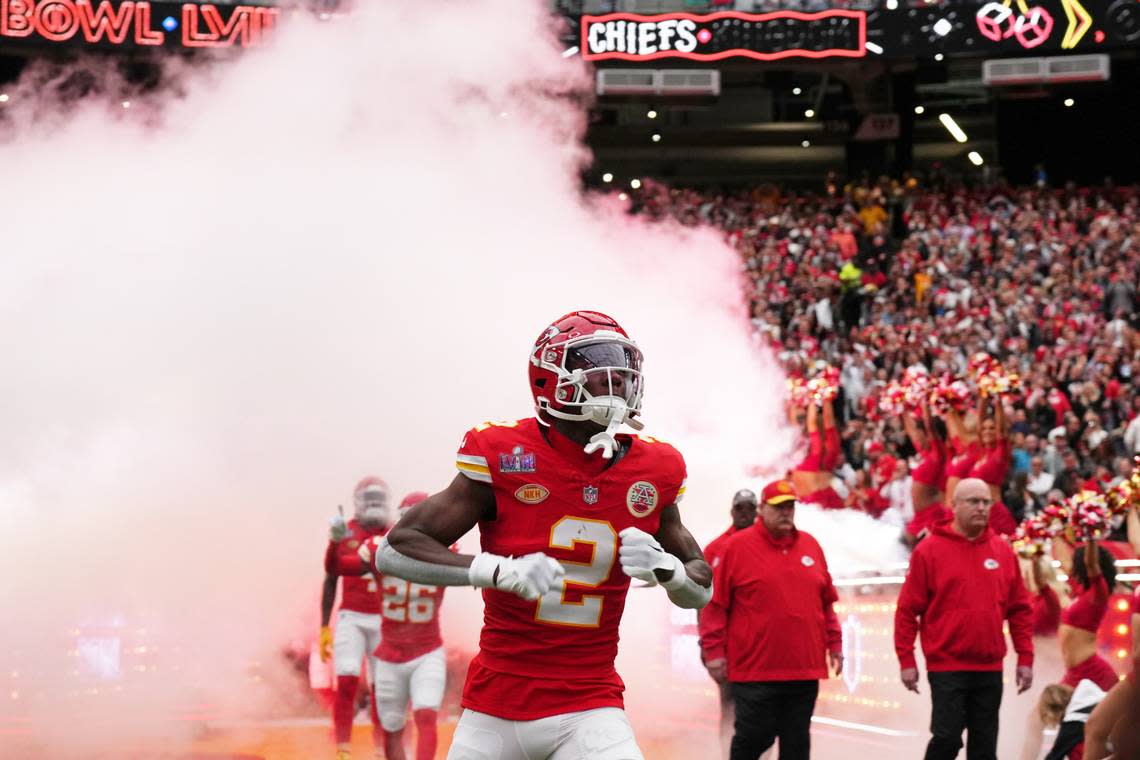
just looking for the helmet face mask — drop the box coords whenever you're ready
[353,477,390,529]
[554,339,643,426]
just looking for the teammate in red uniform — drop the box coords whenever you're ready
[702,489,759,760]
[363,310,713,760]
[374,492,449,760]
[321,476,391,760]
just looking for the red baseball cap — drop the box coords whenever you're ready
[761,480,797,506]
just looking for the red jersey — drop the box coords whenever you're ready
[376,577,446,663]
[455,418,686,720]
[699,524,841,682]
[324,520,385,615]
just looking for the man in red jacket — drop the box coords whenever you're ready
[894,477,1034,760]
[699,480,843,760]
[703,489,759,571]
[701,488,759,760]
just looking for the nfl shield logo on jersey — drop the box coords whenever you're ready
[583,485,599,504]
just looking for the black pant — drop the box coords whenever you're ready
[925,671,1003,760]
[730,680,818,760]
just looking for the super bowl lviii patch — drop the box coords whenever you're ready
[626,481,658,517]
[499,445,537,473]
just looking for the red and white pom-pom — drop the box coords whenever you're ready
[1067,490,1111,541]
[787,377,808,409]
[901,368,932,411]
[806,375,837,403]
[930,378,972,414]
[878,382,908,417]
[928,374,965,416]
[1036,502,1071,539]
[804,363,839,404]
[967,352,996,379]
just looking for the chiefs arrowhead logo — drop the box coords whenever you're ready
[626,481,659,518]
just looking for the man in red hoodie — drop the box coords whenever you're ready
[894,477,1034,760]
[701,489,759,760]
[699,480,842,760]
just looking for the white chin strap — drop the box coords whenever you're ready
[581,396,644,459]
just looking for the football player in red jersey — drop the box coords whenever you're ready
[362,310,713,760]
[321,476,392,760]
[373,492,450,760]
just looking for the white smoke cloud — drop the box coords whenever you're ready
[0,1,888,755]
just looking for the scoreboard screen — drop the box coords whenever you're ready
[580,1,1140,61]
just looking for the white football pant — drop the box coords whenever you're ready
[446,706,644,760]
[374,646,447,731]
[333,609,381,678]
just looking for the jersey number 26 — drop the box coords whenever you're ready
[382,578,437,623]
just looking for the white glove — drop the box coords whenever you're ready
[329,507,348,542]
[357,536,378,569]
[619,527,683,585]
[469,552,565,601]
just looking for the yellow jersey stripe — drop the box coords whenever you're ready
[457,468,492,483]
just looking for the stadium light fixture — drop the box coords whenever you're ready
[647,109,658,119]
[939,113,968,143]
[968,151,984,166]
[630,179,642,189]
[935,53,944,61]
[793,87,802,95]
[866,42,884,54]
[1064,98,1075,107]
[886,0,898,8]
[602,173,614,183]
[0,94,8,103]
[933,18,952,36]
[802,140,811,147]
[651,133,661,143]
[805,109,815,118]
[915,105,925,115]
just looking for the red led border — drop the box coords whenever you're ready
[580,10,868,62]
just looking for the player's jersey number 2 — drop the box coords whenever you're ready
[382,578,437,623]
[535,517,617,628]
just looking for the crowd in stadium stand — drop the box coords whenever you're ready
[626,174,1140,533]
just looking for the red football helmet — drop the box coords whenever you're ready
[353,476,390,527]
[396,491,429,520]
[529,311,644,456]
